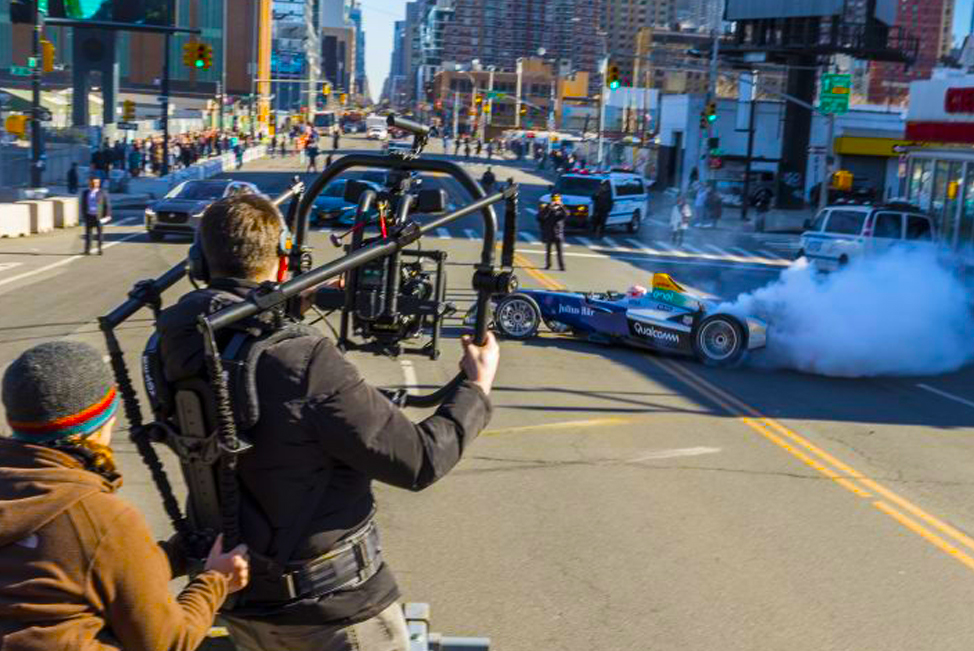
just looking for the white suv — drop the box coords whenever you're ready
[798,203,937,272]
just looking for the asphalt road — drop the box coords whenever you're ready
[1,135,973,650]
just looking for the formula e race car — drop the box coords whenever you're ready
[471,273,767,366]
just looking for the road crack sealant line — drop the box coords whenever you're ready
[525,257,974,574]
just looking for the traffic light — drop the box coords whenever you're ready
[41,39,55,73]
[705,101,717,124]
[322,82,331,97]
[520,105,528,116]
[122,100,136,121]
[831,170,853,191]
[474,94,483,105]
[339,93,347,105]
[435,100,443,110]
[607,63,621,90]
[182,42,197,68]
[4,114,27,138]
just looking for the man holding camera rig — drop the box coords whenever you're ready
[155,192,500,651]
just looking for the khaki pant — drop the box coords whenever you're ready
[224,603,409,651]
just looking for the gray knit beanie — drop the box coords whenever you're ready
[2,341,119,443]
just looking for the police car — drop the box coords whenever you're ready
[797,202,937,272]
[538,171,649,234]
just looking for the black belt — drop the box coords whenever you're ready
[251,521,383,603]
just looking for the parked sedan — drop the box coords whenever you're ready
[144,179,259,241]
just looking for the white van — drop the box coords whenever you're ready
[798,203,937,272]
[538,172,649,234]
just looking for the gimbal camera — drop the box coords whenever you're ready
[98,114,520,563]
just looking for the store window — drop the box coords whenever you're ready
[931,160,949,217]
[961,163,974,249]
[943,161,965,244]
[909,158,933,210]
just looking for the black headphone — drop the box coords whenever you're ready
[187,200,293,285]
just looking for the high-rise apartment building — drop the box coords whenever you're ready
[867,0,954,105]
[438,0,603,93]
[319,0,356,97]
[604,0,678,84]
[271,0,319,112]
[349,3,369,100]
[687,0,723,33]
[383,19,410,105]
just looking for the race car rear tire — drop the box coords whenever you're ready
[495,294,542,340]
[693,315,746,367]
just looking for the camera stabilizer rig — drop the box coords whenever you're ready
[98,114,518,647]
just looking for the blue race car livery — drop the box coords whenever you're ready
[479,273,767,366]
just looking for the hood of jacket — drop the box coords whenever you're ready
[0,439,118,548]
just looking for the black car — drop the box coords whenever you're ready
[144,179,259,241]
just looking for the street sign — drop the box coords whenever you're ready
[117,121,139,131]
[10,66,30,77]
[820,73,851,115]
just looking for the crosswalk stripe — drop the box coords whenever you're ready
[575,237,595,248]
[679,243,707,256]
[0,262,23,273]
[519,231,539,244]
[702,244,742,260]
[600,236,622,249]
[758,249,787,260]
[464,229,478,240]
[730,247,755,258]
[436,228,452,239]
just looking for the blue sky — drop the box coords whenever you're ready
[360,0,409,102]
[956,0,973,47]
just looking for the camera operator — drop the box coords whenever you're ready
[155,193,500,651]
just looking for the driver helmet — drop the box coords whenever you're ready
[551,194,563,204]
[627,285,648,299]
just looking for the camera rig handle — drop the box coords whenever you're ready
[204,145,518,408]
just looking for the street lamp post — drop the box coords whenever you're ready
[515,58,523,129]
[484,65,495,142]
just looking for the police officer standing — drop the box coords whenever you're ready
[593,180,612,238]
[155,194,500,651]
[540,194,568,271]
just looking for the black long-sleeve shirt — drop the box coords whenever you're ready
[157,279,492,626]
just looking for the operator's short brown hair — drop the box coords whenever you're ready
[200,193,282,280]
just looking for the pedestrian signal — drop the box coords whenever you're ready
[322,83,332,97]
[182,42,196,68]
[122,100,136,121]
[41,39,55,73]
[4,114,27,138]
[831,170,853,191]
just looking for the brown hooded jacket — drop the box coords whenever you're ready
[0,438,228,651]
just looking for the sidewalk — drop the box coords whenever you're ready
[652,190,811,234]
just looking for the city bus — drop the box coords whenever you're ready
[312,110,337,134]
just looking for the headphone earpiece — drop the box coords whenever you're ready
[187,229,210,284]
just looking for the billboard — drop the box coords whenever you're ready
[725,0,896,25]
[47,0,170,25]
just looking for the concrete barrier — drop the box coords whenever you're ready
[18,200,55,234]
[0,203,32,238]
[50,196,80,228]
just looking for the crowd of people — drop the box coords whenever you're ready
[78,130,260,187]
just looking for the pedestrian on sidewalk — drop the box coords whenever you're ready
[80,177,111,256]
[593,180,612,238]
[443,134,450,152]
[305,138,319,173]
[475,139,483,157]
[486,140,494,160]
[454,138,461,156]
[704,182,722,228]
[332,128,340,151]
[540,194,568,271]
[67,162,79,194]
[0,341,249,651]
[670,195,691,246]
[271,134,278,157]
[464,138,471,159]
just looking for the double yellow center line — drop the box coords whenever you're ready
[518,258,974,573]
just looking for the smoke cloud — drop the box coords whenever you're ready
[719,250,974,377]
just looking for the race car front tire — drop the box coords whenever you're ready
[495,294,542,340]
[692,314,746,367]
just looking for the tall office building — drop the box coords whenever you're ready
[604,0,679,84]
[271,0,320,112]
[687,0,723,33]
[382,19,410,106]
[349,2,369,100]
[866,0,955,105]
[438,0,603,92]
[319,0,356,97]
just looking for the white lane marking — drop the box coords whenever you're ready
[519,231,540,244]
[436,228,452,239]
[758,249,787,260]
[575,237,595,248]
[626,446,721,463]
[464,228,478,240]
[0,232,145,289]
[917,384,974,411]
[0,262,24,273]
[400,360,419,396]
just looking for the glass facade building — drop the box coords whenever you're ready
[906,149,974,251]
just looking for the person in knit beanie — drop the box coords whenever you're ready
[0,340,250,651]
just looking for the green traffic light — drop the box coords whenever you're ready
[707,114,717,122]
[609,80,620,90]
[195,59,204,68]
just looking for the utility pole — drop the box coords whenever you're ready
[161,32,171,176]
[598,55,607,169]
[741,72,757,222]
[698,29,719,186]
[515,58,523,129]
[219,0,227,132]
[29,0,44,189]
[484,66,495,142]
[452,88,459,138]
[817,113,836,215]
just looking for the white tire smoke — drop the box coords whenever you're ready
[718,250,974,377]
